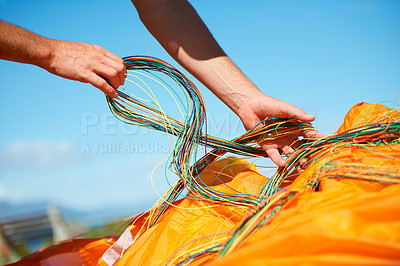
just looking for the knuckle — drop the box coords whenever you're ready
[109,68,118,77]
[118,63,125,72]
[77,72,89,83]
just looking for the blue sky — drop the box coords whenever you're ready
[0,0,399,215]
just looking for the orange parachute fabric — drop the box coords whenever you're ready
[9,102,400,265]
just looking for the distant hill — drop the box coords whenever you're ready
[0,200,51,220]
[0,200,154,227]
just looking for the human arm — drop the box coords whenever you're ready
[132,0,323,167]
[0,19,125,97]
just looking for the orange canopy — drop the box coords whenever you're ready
[10,102,400,265]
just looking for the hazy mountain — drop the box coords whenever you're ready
[0,200,153,227]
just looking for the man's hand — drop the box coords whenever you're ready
[45,40,126,98]
[236,91,324,167]
[0,20,125,97]
[132,1,323,167]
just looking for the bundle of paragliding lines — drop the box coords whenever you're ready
[105,55,400,264]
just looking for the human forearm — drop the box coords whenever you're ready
[0,19,52,68]
[0,19,125,97]
[132,0,322,167]
[132,0,261,115]
[199,56,263,114]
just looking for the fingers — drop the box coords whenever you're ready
[89,51,125,98]
[265,148,286,167]
[47,41,125,97]
[272,98,315,123]
[119,63,127,87]
[260,141,286,167]
[94,64,121,93]
[236,93,325,169]
[259,132,318,168]
[84,45,125,96]
[303,129,325,140]
[86,73,118,98]
[103,50,126,87]
[263,143,307,170]
[286,105,315,122]
[282,145,295,157]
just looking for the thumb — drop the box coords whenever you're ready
[285,105,315,122]
[241,115,262,131]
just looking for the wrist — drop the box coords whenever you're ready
[205,57,263,114]
[34,38,56,71]
[228,86,263,116]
